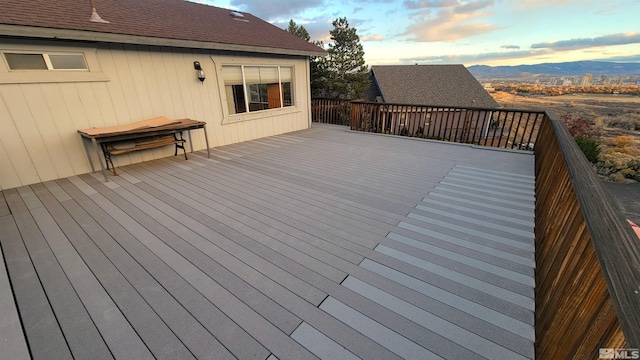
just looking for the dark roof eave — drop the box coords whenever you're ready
[0,24,327,57]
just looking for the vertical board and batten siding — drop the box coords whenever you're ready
[534,114,640,358]
[0,41,311,190]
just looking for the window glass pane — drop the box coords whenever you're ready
[223,64,295,116]
[234,85,247,113]
[260,67,279,83]
[248,83,269,111]
[243,66,260,84]
[244,66,278,84]
[48,54,87,69]
[283,82,292,107]
[280,66,292,82]
[4,53,47,70]
[267,83,282,109]
[222,65,243,84]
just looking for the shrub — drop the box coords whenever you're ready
[603,114,640,130]
[560,114,601,139]
[611,135,640,156]
[575,136,601,163]
[597,151,640,182]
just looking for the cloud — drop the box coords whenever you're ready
[601,54,640,62]
[361,34,385,41]
[532,32,640,51]
[403,0,458,9]
[454,0,494,13]
[401,0,500,42]
[227,0,322,21]
[387,31,640,65]
[396,48,553,65]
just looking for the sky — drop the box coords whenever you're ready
[194,0,640,67]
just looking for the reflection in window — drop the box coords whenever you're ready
[222,65,293,115]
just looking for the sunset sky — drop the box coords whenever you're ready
[194,0,640,67]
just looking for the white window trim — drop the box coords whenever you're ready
[5,52,89,71]
[0,41,108,84]
[217,60,299,124]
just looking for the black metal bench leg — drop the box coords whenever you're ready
[174,132,188,160]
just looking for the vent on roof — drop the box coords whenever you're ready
[89,1,110,23]
[230,11,248,22]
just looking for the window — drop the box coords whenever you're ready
[222,65,293,115]
[4,52,87,70]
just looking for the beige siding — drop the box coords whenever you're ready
[0,40,312,190]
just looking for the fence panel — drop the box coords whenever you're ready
[534,113,640,358]
[349,101,544,150]
[311,99,351,125]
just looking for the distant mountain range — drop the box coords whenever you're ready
[468,61,640,79]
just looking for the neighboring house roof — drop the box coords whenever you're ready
[367,65,499,108]
[0,0,325,57]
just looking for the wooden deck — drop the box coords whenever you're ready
[0,124,535,360]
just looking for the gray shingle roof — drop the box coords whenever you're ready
[0,0,325,56]
[368,65,499,108]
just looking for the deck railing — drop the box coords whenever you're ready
[311,98,351,125]
[534,112,640,358]
[349,101,544,150]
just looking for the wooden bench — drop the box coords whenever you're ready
[102,133,187,175]
[78,118,209,181]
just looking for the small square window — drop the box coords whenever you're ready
[5,53,47,70]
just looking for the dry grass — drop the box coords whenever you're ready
[493,91,640,182]
[493,91,640,143]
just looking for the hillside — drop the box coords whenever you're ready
[469,61,640,79]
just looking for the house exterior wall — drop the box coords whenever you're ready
[0,39,312,190]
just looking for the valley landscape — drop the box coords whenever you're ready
[491,90,640,224]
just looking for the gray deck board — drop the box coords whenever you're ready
[47,182,233,360]
[93,175,304,335]
[2,188,107,360]
[0,215,31,360]
[75,174,317,360]
[56,178,265,360]
[0,191,10,216]
[169,156,398,236]
[30,182,197,360]
[1,124,535,359]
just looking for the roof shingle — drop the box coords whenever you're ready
[0,0,325,56]
[368,65,499,108]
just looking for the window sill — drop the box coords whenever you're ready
[0,71,109,84]
[222,106,301,124]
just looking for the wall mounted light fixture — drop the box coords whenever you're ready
[193,61,205,83]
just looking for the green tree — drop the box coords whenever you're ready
[286,20,329,98]
[286,19,310,41]
[325,17,369,99]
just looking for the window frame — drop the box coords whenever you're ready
[220,63,296,123]
[0,40,108,84]
[4,52,89,71]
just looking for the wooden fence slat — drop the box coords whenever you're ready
[534,113,640,358]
